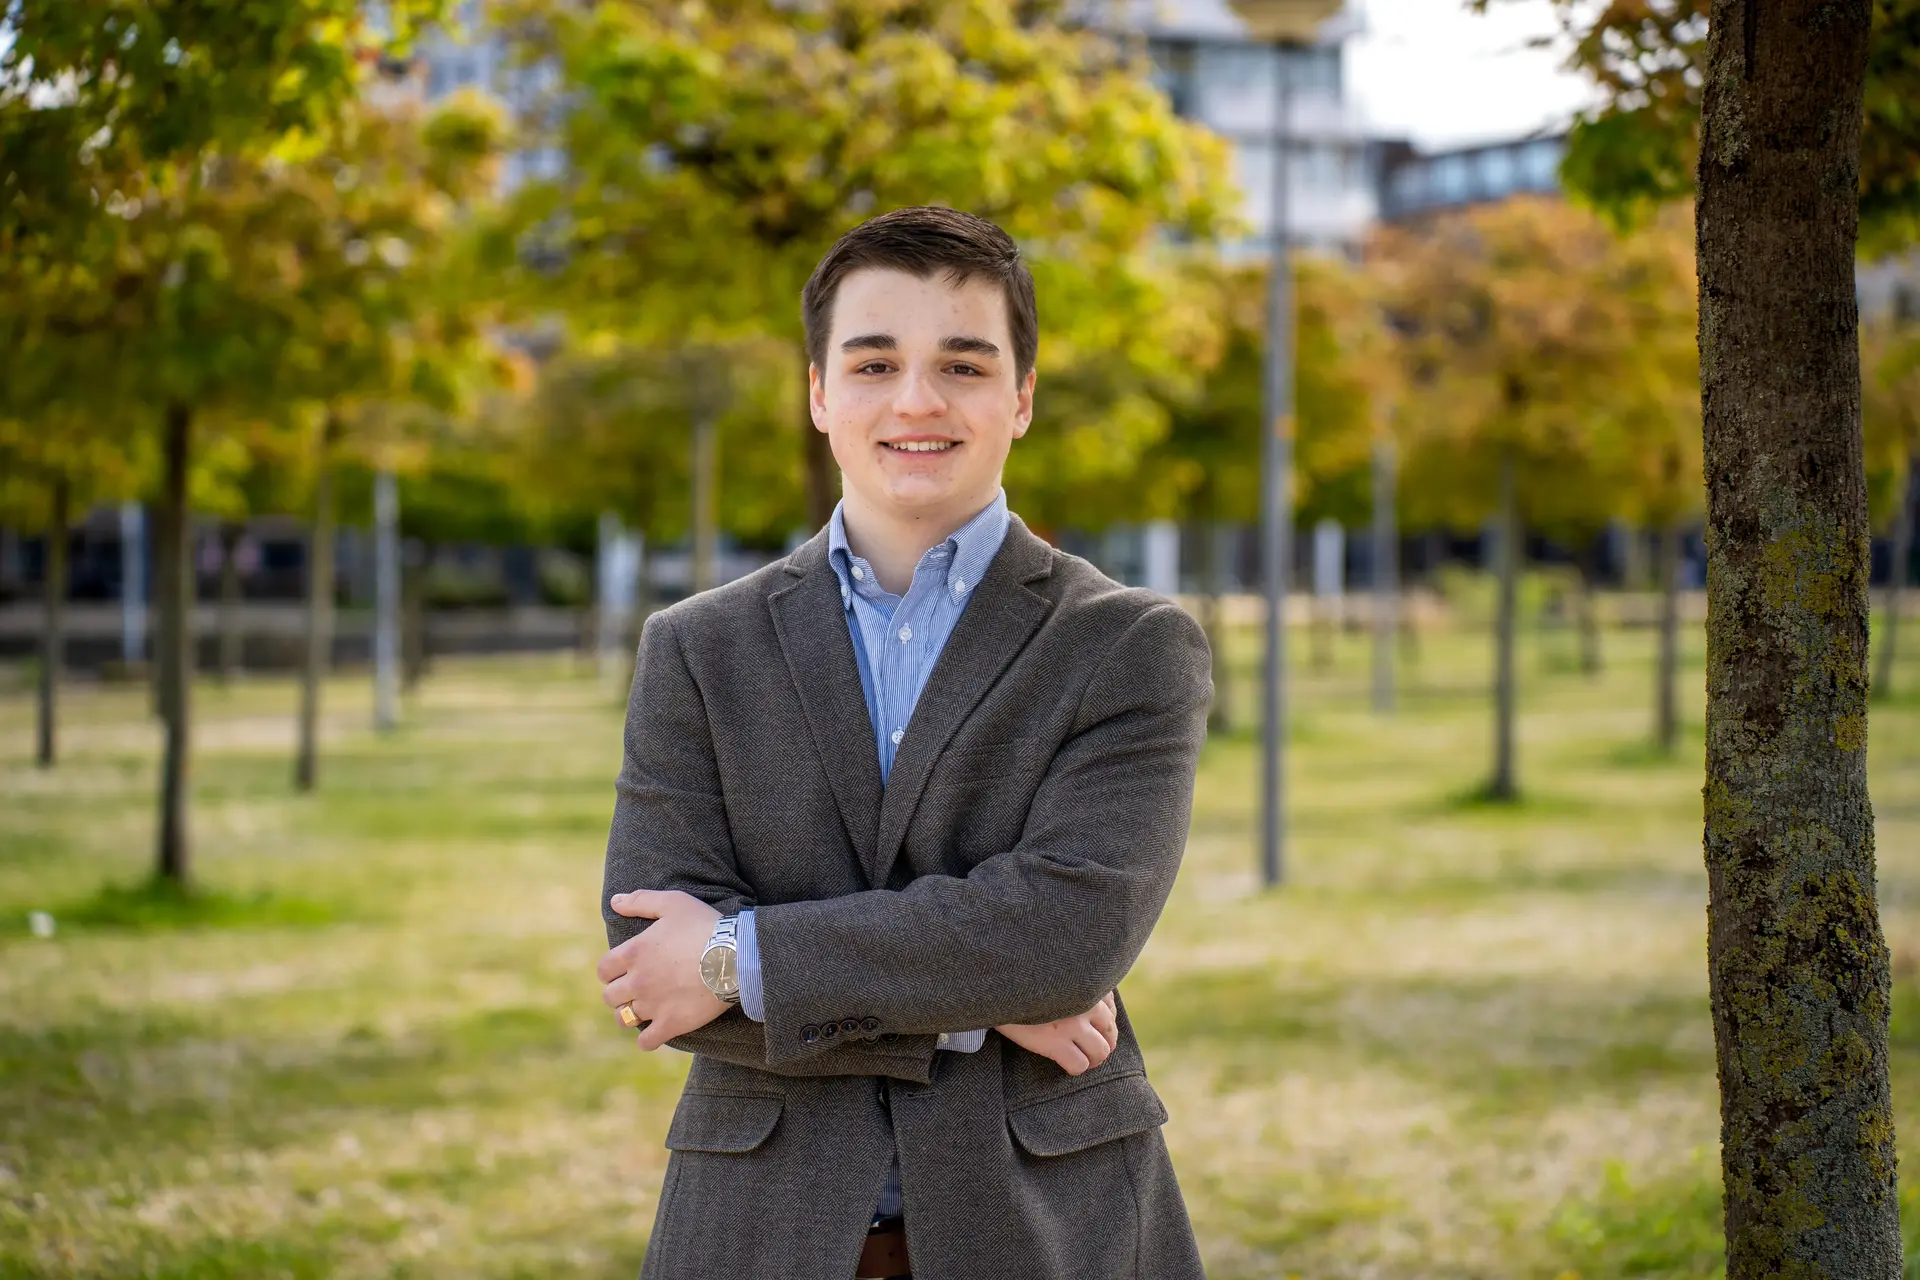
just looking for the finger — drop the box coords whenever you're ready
[594,946,630,986]
[1055,1042,1093,1076]
[587,940,641,990]
[1071,1024,1112,1069]
[602,969,650,1010]
[609,889,670,919]
[636,1013,681,1052]
[1102,990,1117,1013]
[1091,1004,1119,1052]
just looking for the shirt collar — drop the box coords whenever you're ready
[827,490,1010,611]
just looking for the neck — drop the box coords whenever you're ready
[840,488,996,595]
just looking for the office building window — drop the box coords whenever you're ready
[1433,154,1469,204]
[1478,147,1517,198]
[1522,139,1563,189]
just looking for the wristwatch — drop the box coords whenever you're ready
[699,912,742,1006]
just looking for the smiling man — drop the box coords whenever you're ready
[595,206,1212,1280]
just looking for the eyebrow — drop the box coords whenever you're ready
[838,333,1003,359]
[941,335,1002,359]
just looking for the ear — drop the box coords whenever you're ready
[1011,368,1036,439]
[808,362,829,433]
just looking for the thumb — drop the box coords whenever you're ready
[610,889,669,919]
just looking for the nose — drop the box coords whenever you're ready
[891,369,948,419]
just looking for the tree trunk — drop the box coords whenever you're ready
[1573,542,1604,677]
[692,412,719,594]
[37,475,70,769]
[1656,520,1682,752]
[1697,6,1896,1277]
[216,521,244,682]
[1873,453,1914,698]
[1488,450,1519,801]
[151,499,175,723]
[1372,435,1397,714]
[295,427,338,792]
[156,402,193,883]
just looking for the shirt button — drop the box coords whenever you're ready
[890,728,904,745]
[898,624,912,643]
[952,578,966,594]
[852,566,865,580]
[936,1032,951,1046]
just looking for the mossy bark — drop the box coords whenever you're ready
[156,402,193,884]
[37,476,69,770]
[1697,3,1898,1276]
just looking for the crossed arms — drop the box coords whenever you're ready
[596,602,1211,1080]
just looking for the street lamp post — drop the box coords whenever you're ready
[1231,0,1339,888]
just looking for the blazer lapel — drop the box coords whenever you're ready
[768,532,885,881]
[872,516,1056,887]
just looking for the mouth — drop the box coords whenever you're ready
[881,439,959,454]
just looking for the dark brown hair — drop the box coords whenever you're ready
[801,206,1039,380]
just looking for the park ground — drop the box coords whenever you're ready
[5,606,1920,1279]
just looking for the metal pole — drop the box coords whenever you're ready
[1371,429,1398,714]
[1259,40,1294,889]
[373,469,400,733]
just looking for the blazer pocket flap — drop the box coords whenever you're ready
[666,1092,783,1153]
[1007,1072,1168,1158]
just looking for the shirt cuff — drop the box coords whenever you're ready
[938,1029,987,1053]
[736,909,765,1022]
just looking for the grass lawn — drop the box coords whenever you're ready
[5,611,1920,1279]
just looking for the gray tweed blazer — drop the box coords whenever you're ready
[602,515,1212,1280]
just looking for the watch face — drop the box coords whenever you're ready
[700,944,739,999]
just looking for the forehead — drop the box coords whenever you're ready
[829,267,1012,345]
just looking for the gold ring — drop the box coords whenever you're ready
[618,1002,641,1028]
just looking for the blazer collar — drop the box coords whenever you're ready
[770,515,1056,888]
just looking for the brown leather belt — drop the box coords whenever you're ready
[855,1222,910,1279]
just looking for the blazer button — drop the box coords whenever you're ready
[840,1017,861,1036]
[861,1017,880,1033]
[820,1021,839,1039]
[801,1024,821,1045]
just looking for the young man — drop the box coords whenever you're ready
[596,206,1212,1280]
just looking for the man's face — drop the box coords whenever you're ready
[810,267,1035,526]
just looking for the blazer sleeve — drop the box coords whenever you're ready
[602,608,942,1083]
[750,601,1212,1068]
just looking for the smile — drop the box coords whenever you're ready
[884,441,957,453]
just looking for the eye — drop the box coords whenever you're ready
[947,363,983,377]
[855,361,893,376]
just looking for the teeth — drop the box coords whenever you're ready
[887,441,954,452]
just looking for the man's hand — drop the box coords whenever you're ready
[995,992,1118,1076]
[598,890,727,1050]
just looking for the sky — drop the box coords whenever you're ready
[1343,0,1602,149]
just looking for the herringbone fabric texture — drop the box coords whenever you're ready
[602,516,1212,1280]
